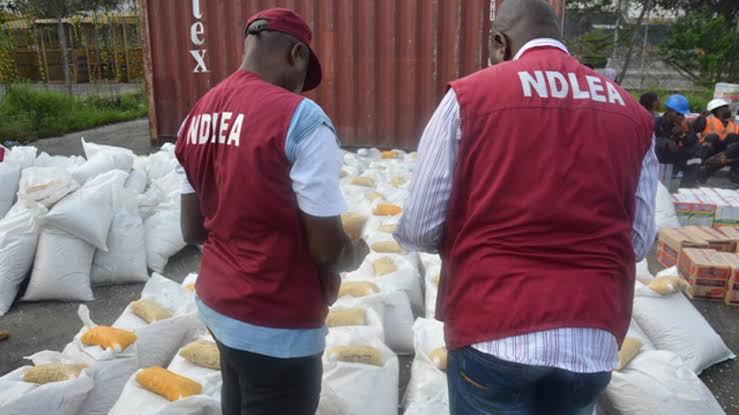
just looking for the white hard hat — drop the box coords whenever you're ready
[707,98,729,112]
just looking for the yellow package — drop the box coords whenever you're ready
[131,299,172,324]
[136,367,202,401]
[81,326,137,351]
[326,345,383,366]
[371,240,403,254]
[617,338,642,370]
[648,275,688,295]
[377,224,397,234]
[338,281,380,298]
[22,363,88,384]
[367,191,384,202]
[429,347,448,371]
[350,177,375,187]
[431,274,440,286]
[179,340,220,370]
[380,150,398,159]
[372,257,397,276]
[373,203,403,216]
[184,283,196,292]
[390,176,407,187]
[326,308,367,327]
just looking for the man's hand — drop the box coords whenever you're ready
[300,212,370,273]
[181,193,207,245]
[335,239,370,273]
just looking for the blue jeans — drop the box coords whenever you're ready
[447,347,611,415]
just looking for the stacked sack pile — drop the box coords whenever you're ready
[0,146,734,415]
[0,139,187,316]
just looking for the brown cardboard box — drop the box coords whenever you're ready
[684,226,737,252]
[717,226,739,254]
[677,248,731,300]
[720,252,739,306]
[656,228,710,268]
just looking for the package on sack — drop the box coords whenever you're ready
[108,366,220,415]
[326,294,386,345]
[113,274,206,367]
[403,318,448,415]
[61,305,140,415]
[92,186,148,285]
[631,281,735,374]
[0,351,94,415]
[17,166,80,209]
[677,248,732,300]
[21,226,96,302]
[0,202,46,315]
[600,351,725,415]
[323,331,399,415]
[345,252,423,315]
[44,169,128,251]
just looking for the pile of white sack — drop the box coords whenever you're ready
[0,146,733,415]
[0,140,187,316]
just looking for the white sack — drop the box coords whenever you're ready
[0,203,45,315]
[82,138,135,160]
[323,332,399,415]
[403,318,448,415]
[424,263,441,319]
[70,150,133,185]
[327,294,386,345]
[33,152,85,169]
[91,187,148,285]
[345,253,423,315]
[108,367,221,415]
[655,182,680,230]
[625,319,655,351]
[125,168,148,194]
[635,259,652,281]
[22,227,95,302]
[145,205,187,272]
[318,381,351,415]
[602,351,725,415]
[114,274,206,368]
[45,170,128,250]
[146,151,178,182]
[17,167,79,208]
[0,353,94,415]
[138,186,162,220]
[62,305,141,415]
[6,145,37,170]
[0,159,21,219]
[632,281,734,374]
[380,290,415,354]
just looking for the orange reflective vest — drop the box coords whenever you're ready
[702,115,737,142]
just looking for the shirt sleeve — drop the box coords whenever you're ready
[394,89,461,253]
[290,125,347,217]
[632,136,659,261]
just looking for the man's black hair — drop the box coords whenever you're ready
[639,92,659,111]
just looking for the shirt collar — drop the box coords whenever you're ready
[513,38,569,60]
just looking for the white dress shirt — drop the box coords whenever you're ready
[395,38,659,373]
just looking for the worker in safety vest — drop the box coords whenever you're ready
[395,0,657,413]
[654,94,701,187]
[695,99,739,183]
[175,8,368,415]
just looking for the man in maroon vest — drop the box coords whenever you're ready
[395,0,658,413]
[175,8,367,415]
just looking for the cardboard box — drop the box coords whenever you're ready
[720,253,739,306]
[683,226,737,252]
[672,189,716,227]
[699,188,739,228]
[656,228,710,268]
[677,248,731,300]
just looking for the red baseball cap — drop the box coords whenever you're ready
[245,8,322,92]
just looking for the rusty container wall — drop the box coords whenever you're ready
[141,0,562,149]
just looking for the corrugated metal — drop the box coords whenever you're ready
[141,0,562,148]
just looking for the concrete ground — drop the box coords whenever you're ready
[0,119,737,414]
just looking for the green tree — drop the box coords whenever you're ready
[571,29,614,68]
[659,9,739,87]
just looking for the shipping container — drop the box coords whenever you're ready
[140,0,563,148]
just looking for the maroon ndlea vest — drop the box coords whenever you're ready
[440,47,654,350]
[175,70,338,329]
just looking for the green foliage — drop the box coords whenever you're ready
[629,88,714,114]
[0,84,147,141]
[659,9,738,87]
[571,29,614,68]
